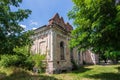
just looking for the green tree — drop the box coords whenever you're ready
[0,0,31,54]
[68,0,120,61]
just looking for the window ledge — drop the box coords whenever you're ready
[60,60,66,62]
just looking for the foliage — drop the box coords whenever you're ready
[13,46,30,56]
[0,54,33,69]
[13,46,34,70]
[0,0,31,54]
[104,51,120,63]
[32,54,46,73]
[68,0,120,58]
[0,45,46,71]
[0,54,20,67]
[23,56,34,70]
[0,46,34,70]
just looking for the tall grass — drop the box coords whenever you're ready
[0,65,120,80]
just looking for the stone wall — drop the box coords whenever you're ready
[52,28,72,73]
[82,50,99,65]
[70,49,99,66]
[31,27,99,73]
[31,29,49,54]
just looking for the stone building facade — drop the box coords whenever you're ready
[31,13,99,74]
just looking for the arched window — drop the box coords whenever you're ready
[60,41,65,60]
[70,48,73,61]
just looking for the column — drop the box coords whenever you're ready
[50,29,54,61]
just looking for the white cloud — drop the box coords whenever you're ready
[29,20,40,30]
[30,20,38,26]
[32,27,37,30]
[20,24,26,29]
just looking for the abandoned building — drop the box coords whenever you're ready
[31,13,99,74]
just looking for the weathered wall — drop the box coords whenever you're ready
[31,28,49,55]
[82,50,99,64]
[71,49,99,66]
[31,27,54,74]
[31,27,99,74]
[52,28,72,72]
[72,49,83,66]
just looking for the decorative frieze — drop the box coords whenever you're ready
[38,34,48,39]
[57,34,66,40]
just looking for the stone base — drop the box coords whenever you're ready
[46,67,72,74]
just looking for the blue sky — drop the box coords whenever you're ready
[18,0,73,30]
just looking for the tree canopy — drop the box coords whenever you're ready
[68,0,120,55]
[0,0,32,54]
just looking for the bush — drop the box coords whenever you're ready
[23,56,34,70]
[32,54,46,73]
[0,46,46,72]
[13,46,34,70]
[0,54,34,70]
[0,55,20,67]
[13,46,30,57]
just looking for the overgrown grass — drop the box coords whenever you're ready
[0,65,120,80]
[0,67,57,80]
[52,65,120,80]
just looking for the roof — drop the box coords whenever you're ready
[49,13,73,32]
[34,13,73,33]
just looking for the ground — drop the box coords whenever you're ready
[0,65,120,80]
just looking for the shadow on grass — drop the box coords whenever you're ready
[0,70,58,80]
[71,66,91,74]
[116,66,120,73]
[85,72,120,80]
[0,72,6,80]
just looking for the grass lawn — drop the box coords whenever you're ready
[0,65,120,80]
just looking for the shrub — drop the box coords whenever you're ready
[0,55,20,67]
[32,54,46,73]
[23,56,34,70]
[0,54,34,70]
[13,46,34,70]
[0,46,46,72]
[13,46,30,57]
